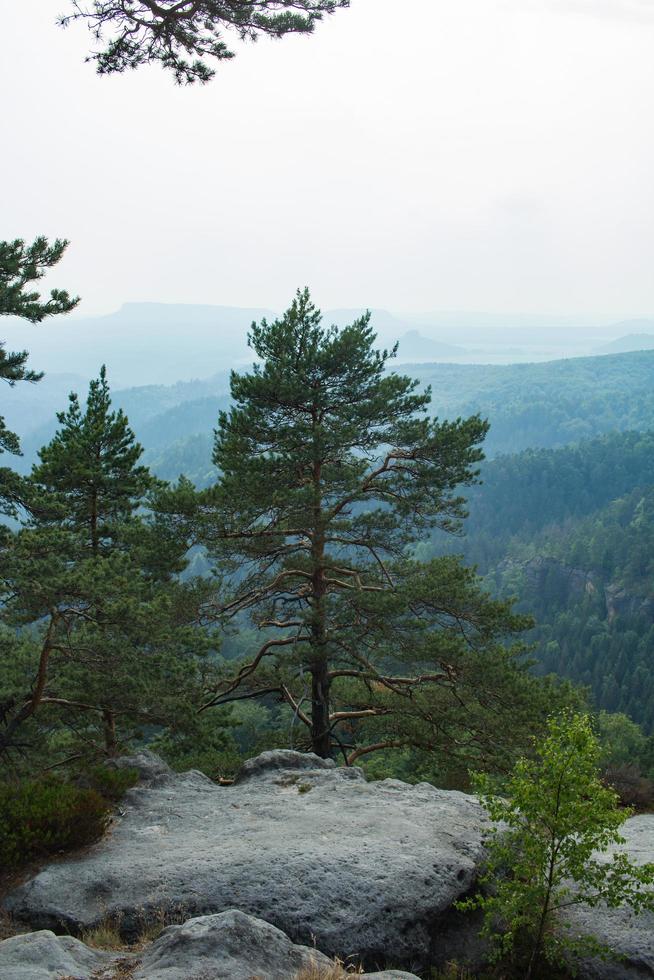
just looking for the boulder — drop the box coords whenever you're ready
[570,815,654,980]
[134,909,335,979]
[0,911,421,980]
[0,930,118,979]
[108,748,174,784]
[3,751,487,970]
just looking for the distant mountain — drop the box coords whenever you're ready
[393,330,466,361]
[595,332,654,355]
[0,303,272,388]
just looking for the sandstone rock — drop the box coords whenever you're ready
[233,748,337,783]
[136,911,422,979]
[3,751,487,969]
[109,748,174,783]
[0,930,118,979]
[134,909,334,979]
[570,815,654,980]
[0,911,421,980]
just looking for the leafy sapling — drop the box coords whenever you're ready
[459,712,654,979]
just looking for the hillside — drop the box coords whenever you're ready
[143,348,654,481]
[420,430,654,731]
[9,348,654,485]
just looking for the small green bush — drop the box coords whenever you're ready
[0,779,109,869]
[86,765,139,801]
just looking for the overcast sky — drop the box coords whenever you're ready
[2,0,654,318]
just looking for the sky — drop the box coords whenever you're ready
[2,0,654,319]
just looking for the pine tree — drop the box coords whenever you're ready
[59,1,350,84]
[0,236,79,515]
[0,370,213,762]
[183,289,535,762]
[32,365,152,555]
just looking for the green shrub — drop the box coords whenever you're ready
[86,765,139,801]
[0,779,109,869]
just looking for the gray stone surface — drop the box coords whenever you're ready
[109,748,174,783]
[0,911,421,980]
[0,929,118,979]
[570,815,654,980]
[3,751,487,968]
[134,909,334,979]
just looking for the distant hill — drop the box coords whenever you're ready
[9,347,654,483]
[0,303,468,390]
[595,333,654,354]
[393,330,466,361]
[0,303,271,388]
[6,301,639,396]
[131,348,654,484]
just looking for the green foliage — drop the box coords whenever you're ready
[155,289,545,768]
[0,237,78,325]
[0,236,79,513]
[597,711,648,770]
[85,765,139,801]
[460,713,654,978]
[31,365,153,552]
[59,1,350,84]
[0,779,109,869]
[0,369,218,765]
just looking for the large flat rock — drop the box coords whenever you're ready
[3,750,487,968]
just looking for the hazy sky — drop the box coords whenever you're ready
[3,0,654,317]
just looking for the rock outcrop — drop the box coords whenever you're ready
[3,751,653,977]
[0,909,421,979]
[566,815,654,980]
[604,583,654,624]
[3,750,487,970]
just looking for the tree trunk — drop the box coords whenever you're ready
[310,658,331,758]
[103,708,117,757]
[309,416,331,758]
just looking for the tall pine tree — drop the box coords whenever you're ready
[181,289,535,762]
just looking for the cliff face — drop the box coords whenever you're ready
[506,555,654,624]
[604,583,654,624]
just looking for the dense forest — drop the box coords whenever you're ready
[144,348,654,481]
[418,430,654,732]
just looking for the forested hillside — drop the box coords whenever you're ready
[420,430,654,731]
[146,348,654,474]
[9,349,654,484]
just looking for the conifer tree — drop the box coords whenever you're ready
[0,369,213,762]
[0,236,79,515]
[33,365,152,555]
[180,289,534,761]
[60,1,350,84]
